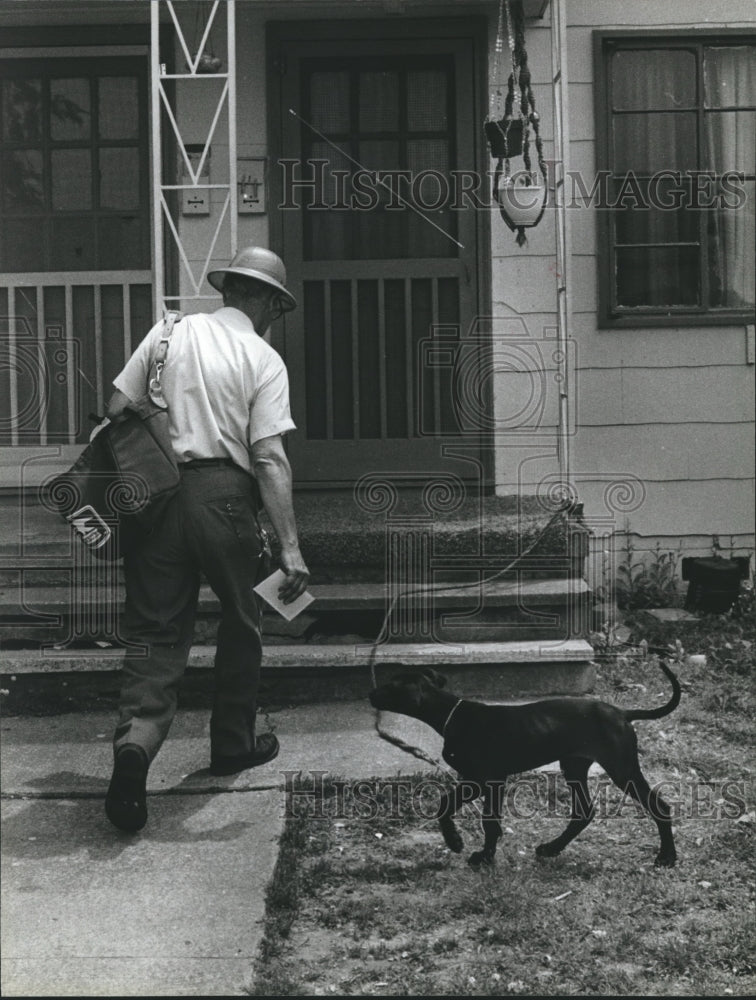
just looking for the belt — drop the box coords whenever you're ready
[178,458,261,512]
[178,458,240,470]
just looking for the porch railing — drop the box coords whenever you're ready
[0,270,152,447]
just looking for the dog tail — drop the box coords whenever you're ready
[624,656,681,722]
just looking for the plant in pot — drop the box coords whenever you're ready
[185,1,223,74]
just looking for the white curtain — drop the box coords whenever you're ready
[704,46,756,309]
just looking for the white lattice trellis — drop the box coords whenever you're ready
[150,0,237,316]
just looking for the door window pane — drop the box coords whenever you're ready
[99,147,139,209]
[356,139,402,258]
[309,71,350,132]
[98,76,139,139]
[407,70,448,130]
[359,139,401,189]
[407,138,454,257]
[359,71,398,132]
[51,149,91,209]
[304,141,351,260]
[2,149,44,210]
[407,137,449,176]
[50,78,91,140]
[2,78,41,141]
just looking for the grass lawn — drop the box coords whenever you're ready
[250,603,755,997]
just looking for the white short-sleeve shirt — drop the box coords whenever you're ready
[113,306,296,473]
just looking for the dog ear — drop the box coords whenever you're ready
[421,668,447,688]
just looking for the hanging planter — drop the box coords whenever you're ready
[196,52,222,74]
[495,170,547,231]
[486,0,548,246]
[186,2,223,74]
[484,117,523,159]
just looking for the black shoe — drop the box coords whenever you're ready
[105,744,149,833]
[210,733,280,776]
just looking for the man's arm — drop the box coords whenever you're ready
[105,389,134,420]
[250,434,309,603]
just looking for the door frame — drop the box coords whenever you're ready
[266,16,493,491]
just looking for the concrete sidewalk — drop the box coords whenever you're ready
[1,703,442,998]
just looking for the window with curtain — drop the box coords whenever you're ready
[0,56,149,272]
[596,35,755,327]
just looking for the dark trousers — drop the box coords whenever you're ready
[115,462,265,763]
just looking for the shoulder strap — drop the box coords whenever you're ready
[148,310,182,408]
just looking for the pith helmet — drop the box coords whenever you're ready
[208,246,297,312]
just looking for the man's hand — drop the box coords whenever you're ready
[251,434,309,604]
[278,545,310,604]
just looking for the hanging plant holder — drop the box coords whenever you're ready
[486,0,548,246]
[186,1,223,74]
[495,170,547,233]
[196,51,222,74]
[484,117,523,159]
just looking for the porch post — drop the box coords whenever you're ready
[228,0,237,255]
[150,0,164,319]
[149,0,237,315]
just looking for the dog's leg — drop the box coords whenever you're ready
[536,757,595,859]
[468,780,506,868]
[607,763,677,867]
[437,779,481,854]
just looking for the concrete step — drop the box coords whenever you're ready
[1,638,594,672]
[0,577,591,614]
[1,493,590,584]
[0,578,592,644]
[0,639,596,713]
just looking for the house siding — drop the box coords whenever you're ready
[490,0,755,571]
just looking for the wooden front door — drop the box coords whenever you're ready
[269,19,488,486]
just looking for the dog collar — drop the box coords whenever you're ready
[442,699,463,738]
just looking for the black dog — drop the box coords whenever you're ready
[369,663,680,868]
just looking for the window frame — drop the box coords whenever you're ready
[593,29,756,329]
